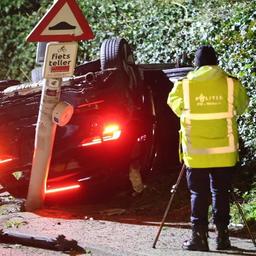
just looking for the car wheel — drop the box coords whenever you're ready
[100,37,138,89]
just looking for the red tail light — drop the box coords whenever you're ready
[80,123,121,147]
[0,155,13,164]
[102,124,121,141]
[81,136,102,147]
[46,184,80,194]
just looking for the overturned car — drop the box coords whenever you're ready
[0,37,192,198]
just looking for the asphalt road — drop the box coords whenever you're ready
[0,190,255,256]
[0,211,255,256]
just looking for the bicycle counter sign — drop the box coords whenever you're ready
[43,42,78,78]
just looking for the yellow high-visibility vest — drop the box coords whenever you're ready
[167,65,249,168]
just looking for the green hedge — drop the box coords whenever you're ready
[0,0,255,166]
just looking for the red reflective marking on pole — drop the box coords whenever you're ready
[46,89,58,96]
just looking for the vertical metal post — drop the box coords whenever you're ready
[25,78,61,211]
[25,0,93,211]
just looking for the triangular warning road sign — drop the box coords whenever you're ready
[27,0,94,42]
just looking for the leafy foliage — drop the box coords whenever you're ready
[0,0,49,79]
[231,185,256,225]
[1,0,254,163]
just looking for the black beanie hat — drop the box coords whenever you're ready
[194,45,218,67]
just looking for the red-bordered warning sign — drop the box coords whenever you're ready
[27,0,94,42]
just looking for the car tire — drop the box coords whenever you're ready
[100,37,138,89]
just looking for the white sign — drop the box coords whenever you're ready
[43,42,78,78]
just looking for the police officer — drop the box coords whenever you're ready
[167,45,249,251]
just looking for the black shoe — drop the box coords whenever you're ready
[216,226,231,250]
[182,225,209,251]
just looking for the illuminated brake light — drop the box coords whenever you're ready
[80,123,121,147]
[103,124,120,134]
[81,136,102,147]
[46,184,80,194]
[0,157,13,164]
[102,124,121,141]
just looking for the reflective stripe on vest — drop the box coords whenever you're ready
[181,77,237,155]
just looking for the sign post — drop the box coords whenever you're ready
[25,0,94,211]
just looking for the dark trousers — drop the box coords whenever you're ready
[186,167,234,227]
